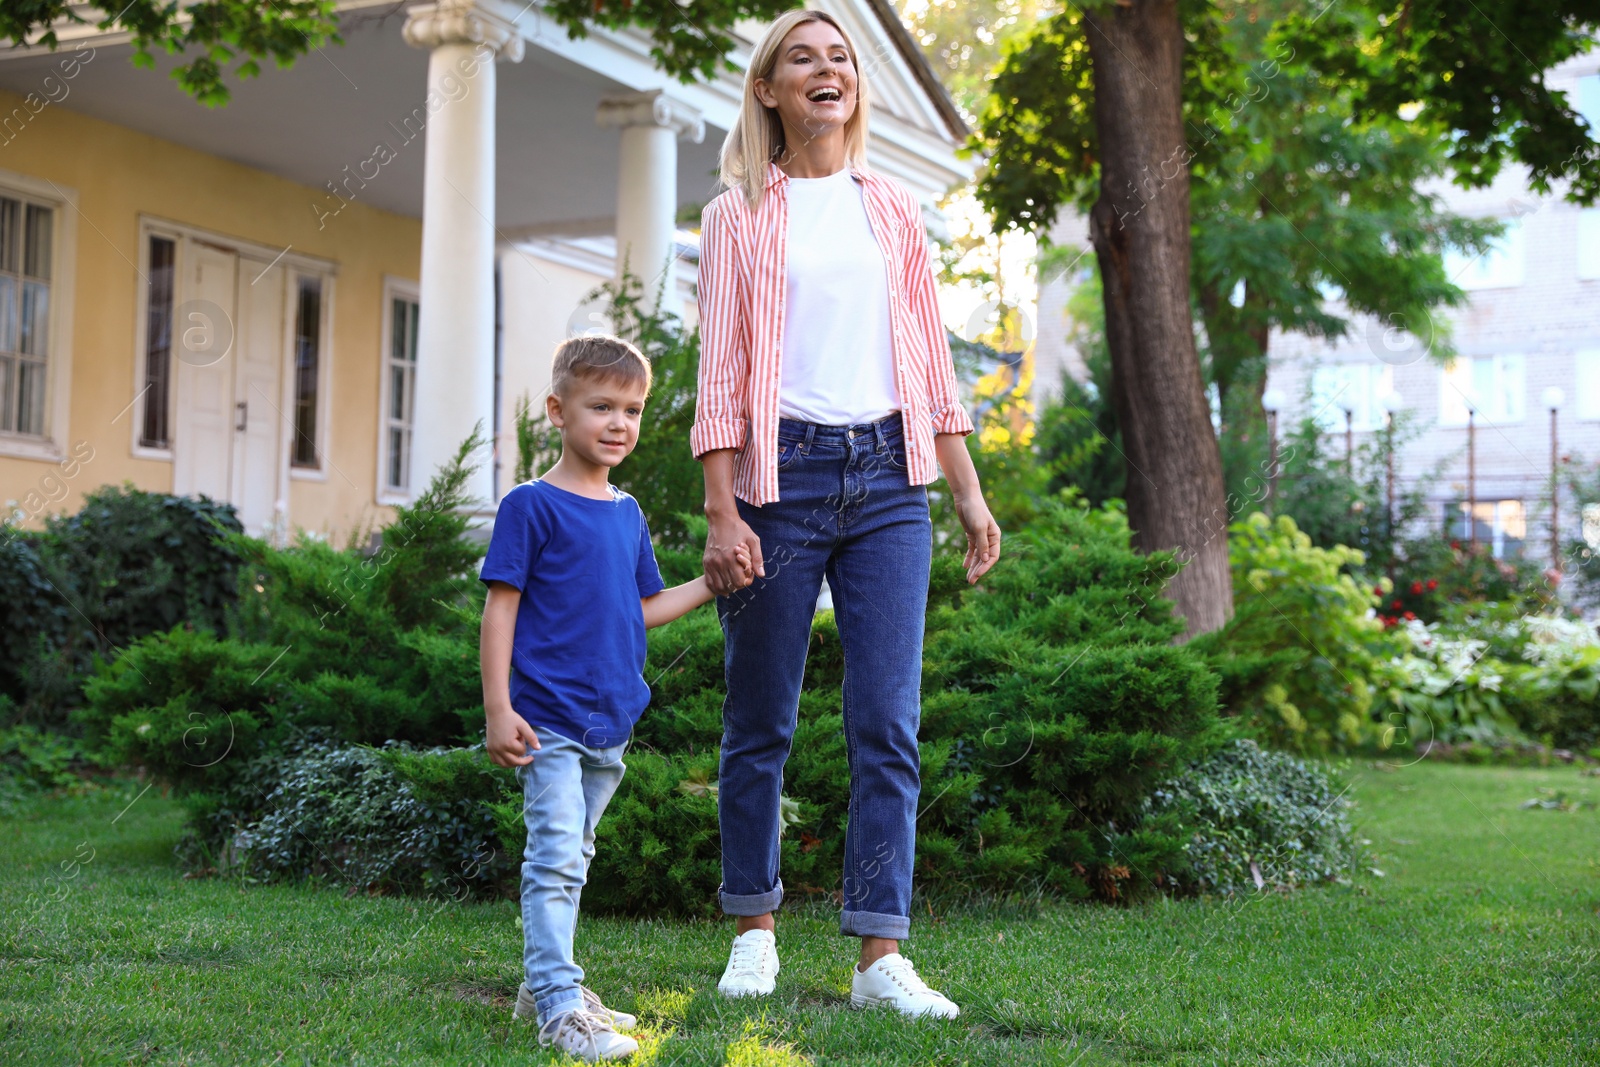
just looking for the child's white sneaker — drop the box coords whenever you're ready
[850,953,960,1019]
[537,1009,638,1062]
[717,928,779,997]
[514,983,637,1031]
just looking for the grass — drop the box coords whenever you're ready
[2,761,1596,1065]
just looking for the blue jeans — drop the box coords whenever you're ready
[516,726,627,1025]
[716,411,932,940]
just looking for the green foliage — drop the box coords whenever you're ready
[1143,739,1358,895]
[1270,413,1436,580]
[1193,512,1393,752]
[1284,2,1600,204]
[0,0,341,107]
[74,434,492,803]
[3,0,799,105]
[223,741,514,896]
[0,485,243,724]
[608,496,1231,910]
[0,722,96,795]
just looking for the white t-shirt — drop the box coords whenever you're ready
[777,168,901,425]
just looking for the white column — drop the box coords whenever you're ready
[403,0,523,507]
[596,90,704,316]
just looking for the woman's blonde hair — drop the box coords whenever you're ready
[719,8,872,212]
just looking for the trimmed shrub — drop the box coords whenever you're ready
[1143,739,1358,895]
[216,741,514,897]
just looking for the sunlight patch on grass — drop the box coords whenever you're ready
[635,985,695,1028]
[722,1020,810,1067]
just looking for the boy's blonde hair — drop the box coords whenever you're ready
[550,334,652,398]
[719,9,873,212]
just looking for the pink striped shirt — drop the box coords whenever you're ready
[689,161,975,506]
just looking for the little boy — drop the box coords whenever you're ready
[480,335,749,1062]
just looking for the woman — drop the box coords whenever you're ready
[690,9,1001,1019]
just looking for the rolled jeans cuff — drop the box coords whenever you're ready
[535,989,586,1028]
[719,878,784,917]
[840,908,910,940]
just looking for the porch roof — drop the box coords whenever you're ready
[0,0,972,234]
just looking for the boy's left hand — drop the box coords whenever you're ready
[732,543,755,587]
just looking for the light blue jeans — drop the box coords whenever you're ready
[516,725,627,1025]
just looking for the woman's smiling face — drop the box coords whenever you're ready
[754,19,859,143]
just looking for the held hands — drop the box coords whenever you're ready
[486,707,540,768]
[704,516,763,596]
[954,491,1001,583]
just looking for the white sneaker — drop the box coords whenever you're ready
[850,953,960,1019]
[514,983,637,1031]
[536,1009,638,1062]
[717,928,779,997]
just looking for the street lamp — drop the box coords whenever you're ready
[1466,403,1478,548]
[1380,390,1404,572]
[1262,387,1286,512]
[1543,386,1566,572]
[1342,401,1356,472]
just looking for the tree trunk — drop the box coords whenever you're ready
[1083,0,1233,638]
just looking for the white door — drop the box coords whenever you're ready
[172,243,237,504]
[172,241,286,537]
[231,260,286,535]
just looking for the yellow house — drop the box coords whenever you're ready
[0,0,970,542]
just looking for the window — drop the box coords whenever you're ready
[1440,353,1524,426]
[382,288,419,495]
[0,196,54,436]
[1579,208,1600,281]
[1309,361,1394,432]
[1444,217,1525,290]
[1444,499,1525,559]
[1579,350,1600,421]
[290,275,323,469]
[1578,73,1600,131]
[140,235,176,448]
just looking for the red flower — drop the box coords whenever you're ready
[1410,581,1423,594]
[1450,541,1460,550]
[1392,599,1403,610]
[1373,586,1383,597]
[1426,579,1438,591]
[1403,611,1417,621]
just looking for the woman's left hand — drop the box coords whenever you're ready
[953,492,1001,584]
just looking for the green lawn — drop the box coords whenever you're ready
[3,761,1596,1066]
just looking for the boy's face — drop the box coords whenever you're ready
[547,375,648,471]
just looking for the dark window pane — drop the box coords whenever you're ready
[16,357,45,435]
[0,199,18,275]
[388,427,404,489]
[23,205,51,280]
[141,236,176,448]
[292,276,322,467]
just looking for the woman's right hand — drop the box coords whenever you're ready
[705,512,763,596]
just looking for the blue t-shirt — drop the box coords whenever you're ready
[479,480,665,748]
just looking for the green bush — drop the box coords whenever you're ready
[1143,739,1358,895]
[0,721,96,794]
[1193,512,1394,753]
[0,485,242,722]
[607,495,1229,909]
[215,741,514,897]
